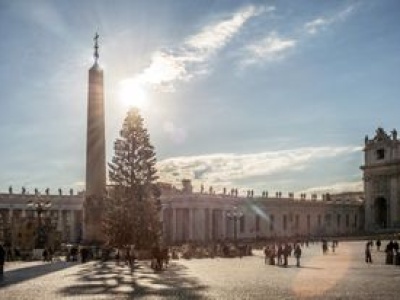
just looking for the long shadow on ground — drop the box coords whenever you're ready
[0,261,79,288]
[58,261,208,299]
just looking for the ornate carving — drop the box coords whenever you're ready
[374,127,390,142]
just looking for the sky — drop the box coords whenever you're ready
[0,0,400,197]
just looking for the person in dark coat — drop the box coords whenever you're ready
[365,241,372,264]
[283,244,289,267]
[294,244,302,267]
[376,239,381,251]
[386,241,394,264]
[0,244,5,281]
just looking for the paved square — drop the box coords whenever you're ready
[1,241,399,299]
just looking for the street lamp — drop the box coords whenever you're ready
[226,206,243,245]
[27,195,52,249]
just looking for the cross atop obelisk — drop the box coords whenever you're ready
[94,32,99,63]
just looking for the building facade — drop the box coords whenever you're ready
[361,127,400,231]
[0,185,364,248]
[160,182,364,244]
[0,191,83,249]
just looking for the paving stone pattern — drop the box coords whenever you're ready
[0,241,399,299]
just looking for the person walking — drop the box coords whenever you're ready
[0,244,5,281]
[294,244,302,267]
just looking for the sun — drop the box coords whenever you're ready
[119,79,148,109]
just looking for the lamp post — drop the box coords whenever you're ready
[226,207,243,245]
[27,195,52,249]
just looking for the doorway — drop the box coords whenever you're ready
[374,197,388,228]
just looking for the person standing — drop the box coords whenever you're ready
[376,239,381,251]
[264,246,270,265]
[294,244,302,267]
[0,244,5,281]
[385,241,394,264]
[283,244,289,267]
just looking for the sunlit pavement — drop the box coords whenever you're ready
[0,241,399,299]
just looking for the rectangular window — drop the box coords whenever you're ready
[255,215,260,232]
[295,215,299,229]
[376,149,385,160]
[283,215,287,231]
[239,215,245,233]
[354,215,358,228]
[307,215,311,231]
[318,215,321,227]
[325,214,331,227]
[270,215,274,231]
[346,214,350,228]
[337,214,341,228]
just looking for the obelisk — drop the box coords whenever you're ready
[83,33,106,244]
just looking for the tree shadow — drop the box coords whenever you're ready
[58,261,208,299]
[0,261,79,288]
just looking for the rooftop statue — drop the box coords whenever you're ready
[374,127,390,141]
[392,129,397,140]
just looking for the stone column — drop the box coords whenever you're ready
[57,209,63,232]
[9,207,14,225]
[209,209,213,241]
[204,208,209,242]
[172,208,177,244]
[188,209,194,241]
[192,208,197,241]
[222,210,226,240]
[70,210,76,242]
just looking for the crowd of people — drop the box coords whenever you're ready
[263,242,304,267]
[1,236,400,281]
[365,239,400,266]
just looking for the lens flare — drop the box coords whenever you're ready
[119,79,148,109]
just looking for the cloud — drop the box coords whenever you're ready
[163,121,187,144]
[241,32,297,66]
[239,4,356,68]
[301,180,363,195]
[304,18,329,35]
[304,5,356,35]
[127,5,270,92]
[157,146,361,191]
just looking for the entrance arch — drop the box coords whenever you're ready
[374,197,388,228]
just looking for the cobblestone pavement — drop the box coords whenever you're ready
[0,241,399,299]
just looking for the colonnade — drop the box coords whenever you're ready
[162,207,236,244]
[0,207,81,244]
[161,201,364,245]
